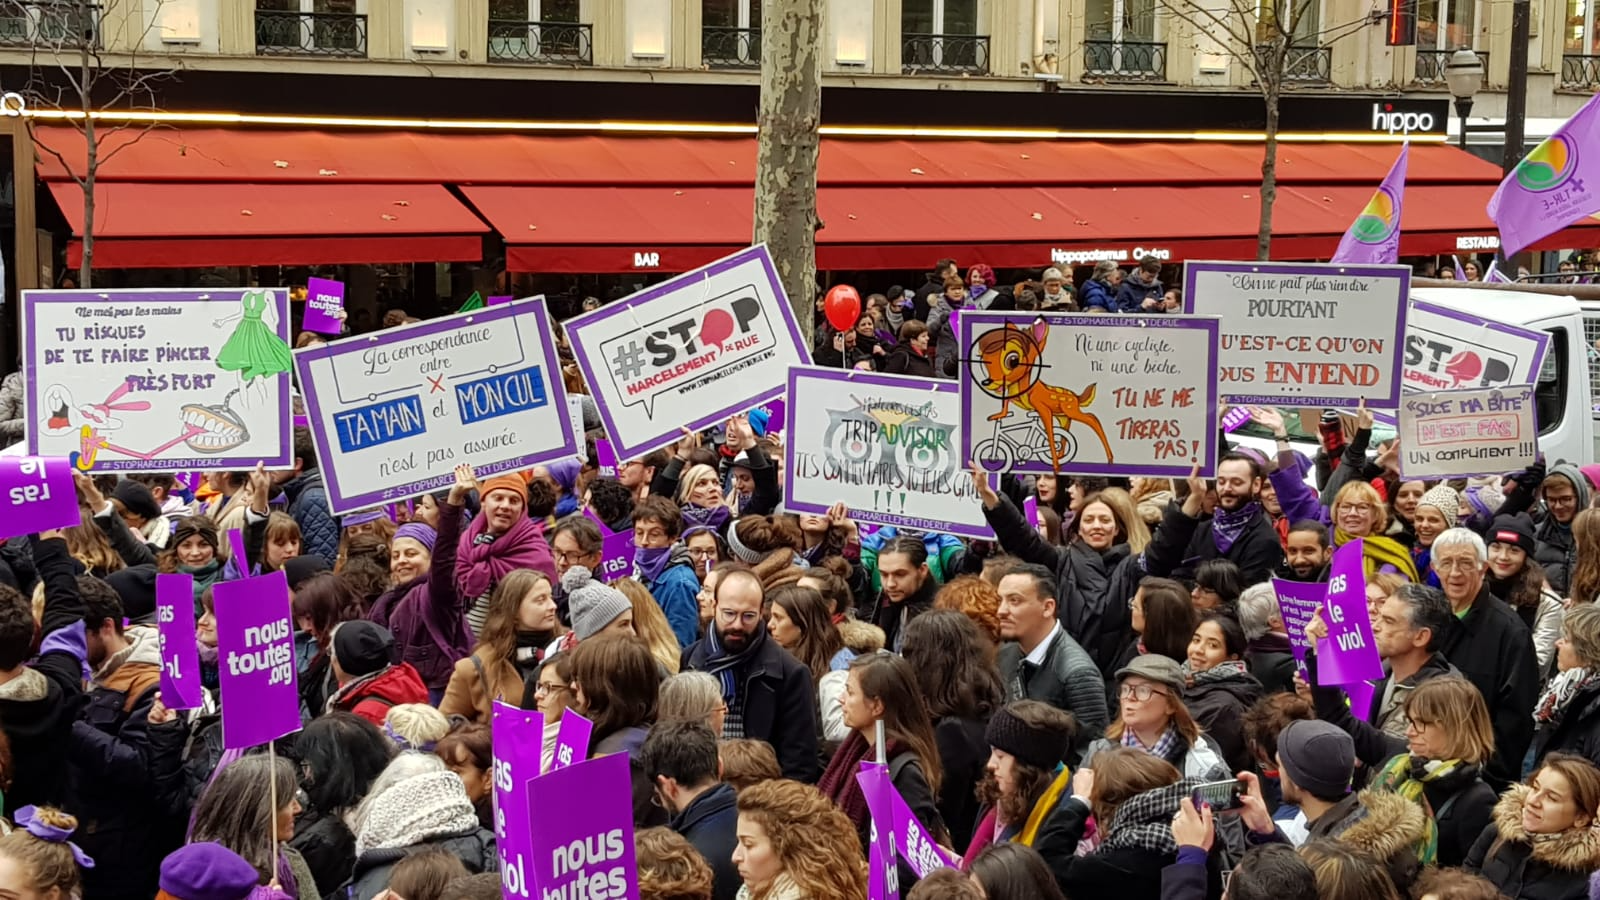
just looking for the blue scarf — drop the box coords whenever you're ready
[700,620,768,702]
[1211,502,1261,554]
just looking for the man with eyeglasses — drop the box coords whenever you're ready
[632,496,703,649]
[549,517,603,624]
[1526,462,1590,596]
[682,566,819,783]
[1430,527,1538,790]
[995,564,1107,765]
[617,449,669,503]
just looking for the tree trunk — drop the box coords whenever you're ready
[752,0,823,346]
[78,12,94,288]
[1255,80,1280,262]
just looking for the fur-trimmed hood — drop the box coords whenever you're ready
[1492,784,1600,872]
[838,618,885,655]
[1334,789,1431,863]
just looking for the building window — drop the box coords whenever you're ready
[902,0,987,73]
[489,0,579,22]
[1416,0,1475,51]
[702,0,760,69]
[489,0,590,63]
[1085,0,1157,42]
[902,0,978,36]
[256,0,366,57]
[1569,0,1597,53]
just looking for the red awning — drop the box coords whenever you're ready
[49,182,488,268]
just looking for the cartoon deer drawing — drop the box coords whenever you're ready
[974,319,1115,472]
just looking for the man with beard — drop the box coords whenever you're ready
[1279,521,1332,582]
[682,566,819,782]
[1144,453,1283,585]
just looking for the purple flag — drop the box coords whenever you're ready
[1488,91,1600,257]
[1024,496,1040,530]
[600,530,636,582]
[1331,144,1408,265]
[1453,255,1468,281]
[750,398,786,435]
[1221,406,1253,434]
[494,700,544,899]
[550,709,593,772]
[1314,539,1383,686]
[0,457,78,540]
[302,277,345,335]
[860,763,901,900]
[526,752,640,900]
[1271,578,1323,676]
[858,761,956,892]
[156,573,204,711]
[1484,260,1514,283]
[214,570,300,749]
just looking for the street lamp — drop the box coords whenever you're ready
[1444,47,1484,150]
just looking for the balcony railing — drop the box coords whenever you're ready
[255,8,366,58]
[1413,48,1486,86]
[488,20,592,65]
[702,26,759,69]
[1083,39,1166,82]
[1562,54,1600,90]
[1283,45,1332,82]
[0,1,99,48]
[902,33,990,74]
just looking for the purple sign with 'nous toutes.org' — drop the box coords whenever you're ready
[0,456,79,540]
[1314,538,1383,687]
[156,573,204,711]
[214,570,300,749]
[527,752,641,900]
[494,700,543,899]
[564,245,811,461]
[21,288,293,473]
[301,277,345,336]
[1182,260,1410,409]
[785,367,996,541]
[293,297,577,516]
[957,312,1220,479]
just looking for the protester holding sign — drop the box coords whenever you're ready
[1143,459,1283,588]
[439,567,561,726]
[454,471,556,635]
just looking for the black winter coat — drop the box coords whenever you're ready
[346,828,497,900]
[879,345,936,378]
[1530,681,1600,772]
[682,629,821,783]
[1440,585,1540,789]
[1183,668,1264,776]
[1412,759,1497,869]
[1142,501,1282,587]
[672,783,740,900]
[932,716,989,850]
[1465,784,1600,900]
[982,494,1140,675]
[997,628,1109,766]
[291,808,357,900]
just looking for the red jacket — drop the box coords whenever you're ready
[331,662,430,726]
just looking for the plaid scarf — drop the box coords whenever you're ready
[1123,722,1181,760]
[1100,780,1201,855]
[1182,658,1251,687]
[1535,667,1600,727]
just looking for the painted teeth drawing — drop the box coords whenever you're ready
[179,391,251,454]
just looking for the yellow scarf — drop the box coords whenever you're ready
[1334,529,1420,582]
[1018,767,1073,846]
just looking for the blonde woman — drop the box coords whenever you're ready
[1332,481,1419,581]
[614,578,683,674]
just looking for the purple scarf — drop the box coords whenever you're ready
[455,514,555,599]
[680,504,732,534]
[635,545,674,584]
[1211,502,1261,554]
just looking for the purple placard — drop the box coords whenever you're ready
[526,752,641,900]
[156,573,204,710]
[595,439,619,478]
[494,700,544,898]
[292,298,577,516]
[488,295,514,306]
[550,709,593,772]
[1271,578,1323,676]
[213,570,300,749]
[564,245,810,460]
[1314,539,1383,685]
[861,762,900,900]
[750,398,786,435]
[957,312,1221,478]
[1024,496,1040,530]
[583,507,637,581]
[1182,261,1409,408]
[302,277,345,336]
[21,288,294,472]
[858,761,956,883]
[1344,678,1376,720]
[1222,406,1253,434]
[0,457,79,540]
[783,367,997,541]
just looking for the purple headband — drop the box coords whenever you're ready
[394,522,437,554]
[343,509,391,528]
[383,721,438,753]
[14,806,95,869]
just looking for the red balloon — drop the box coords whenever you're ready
[824,284,862,333]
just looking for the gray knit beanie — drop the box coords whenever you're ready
[562,566,633,639]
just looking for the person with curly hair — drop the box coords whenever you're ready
[933,576,1001,646]
[733,779,868,900]
[636,827,714,900]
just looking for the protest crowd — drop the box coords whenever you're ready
[9,243,1600,900]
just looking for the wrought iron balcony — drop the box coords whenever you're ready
[901,33,990,74]
[1283,45,1331,82]
[0,1,100,48]
[1561,54,1600,91]
[1413,48,1487,86]
[488,20,592,65]
[1083,39,1166,82]
[255,8,366,58]
[702,26,759,69]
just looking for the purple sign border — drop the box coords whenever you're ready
[784,366,997,541]
[1399,384,1539,480]
[21,288,294,472]
[1408,299,1551,390]
[564,245,808,461]
[1181,260,1410,409]
[292,297,578,516]
[956,311,1221,478]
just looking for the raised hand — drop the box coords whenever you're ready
[448,464,477,507]
[968,466,1000,509]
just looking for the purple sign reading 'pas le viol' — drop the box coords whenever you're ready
[494,700,544,899]
[156,573,204,711]
[301,277,346,336]
[213,570,300,749]
[1314,538,1383,686]
[0,457,79,541]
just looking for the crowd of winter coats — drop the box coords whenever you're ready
[10,380,1600,900]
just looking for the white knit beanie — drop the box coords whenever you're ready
[354,771,480,856]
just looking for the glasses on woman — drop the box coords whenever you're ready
[1336,503,1375,515]
[687,546,718,560]
[1119,684,1169,702]
[535,680,568,699]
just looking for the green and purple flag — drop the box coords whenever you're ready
[1488,92,1600,257]
[1331,144,1408,265]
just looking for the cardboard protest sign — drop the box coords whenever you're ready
[156,573,204,711]
[1183,261,1409,407]
[1404,301,1549,393]
[785,368,995,540]
[214,570,300,748]
[294,299,576,516]
[494,700,544,898]
[1271,578,1323,676]
[957,313,1219,477]
[302,277,345,336]
[1314,540,1382,686]
[1399,385,1538,478]
[550,709,594,773]
[0,457,79,540]
[565,245,810,460]
[526,752,640,900]
[22,288,293,472]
